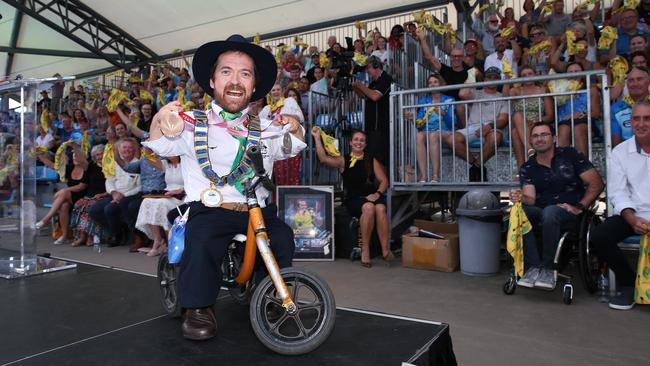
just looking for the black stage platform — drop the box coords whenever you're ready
[1,263,456,366]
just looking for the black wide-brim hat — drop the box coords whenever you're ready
[192,34,277,102]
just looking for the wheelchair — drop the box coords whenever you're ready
[157,145,336,355]
[503,205,602,305]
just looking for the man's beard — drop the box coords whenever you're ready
[214,84,251,113]
[488,24,499,32]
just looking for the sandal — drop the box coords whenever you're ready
[361,261,372,268]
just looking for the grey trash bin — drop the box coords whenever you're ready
[456,190,503,276]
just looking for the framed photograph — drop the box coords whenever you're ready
[276,185,334,261]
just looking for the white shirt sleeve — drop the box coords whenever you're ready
[608,143,637,216]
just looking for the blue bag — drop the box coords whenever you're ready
[168,206,190,264]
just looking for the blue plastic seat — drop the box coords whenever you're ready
[35,166,59,182]
[622,236,641,244]
[315,114,336,129]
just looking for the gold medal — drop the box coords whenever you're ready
[159,110,184,137]
[200,186,223,207]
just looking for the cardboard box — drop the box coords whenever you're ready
[402,220,459,272]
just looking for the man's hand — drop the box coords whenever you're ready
[311,126,321,139]
[475,123,493,137]
[111,191,124,203]
[558,203,582,215]
[273,115,301,134]
[509,188,522,203]
[623,213,650,235]
[366,192,381,203]
[154,101,184,137]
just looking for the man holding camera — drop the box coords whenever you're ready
[352,55,393,167]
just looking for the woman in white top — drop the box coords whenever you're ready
[135,156,183,256]
[370,36,389,65]
[259,84,305,186]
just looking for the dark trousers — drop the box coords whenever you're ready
[590,215,636,287]
[179,202,295,308]
[522,205,578,269]
[89,193,143,240]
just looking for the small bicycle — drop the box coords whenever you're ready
[157,145,336,355]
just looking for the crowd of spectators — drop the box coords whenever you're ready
[412,0,650,181]
[1,23,398,253]
[0,2,647,288]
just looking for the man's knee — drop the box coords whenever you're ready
[541,205,568,223]
[361,203,375,217]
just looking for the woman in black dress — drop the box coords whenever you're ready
[69,144,107,247]
[311,126,392,267]
[35,142,88,245]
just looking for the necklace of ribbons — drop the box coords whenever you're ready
[193,110,261,187]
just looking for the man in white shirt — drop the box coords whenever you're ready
[591,100,650,310]
[144,35,305,341]
[89,138,141,246]
[484,34,521,80]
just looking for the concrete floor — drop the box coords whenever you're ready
[35,234,649,366]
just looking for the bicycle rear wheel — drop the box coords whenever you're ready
[157,253,181,318]
[249,267,336,355]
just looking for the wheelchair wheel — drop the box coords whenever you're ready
[249,267,336,355]
[157,253,181,318]
[578,213,601,293]
[503,275,516,295]
[563,284,573,305]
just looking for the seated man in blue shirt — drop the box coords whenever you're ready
[510,122,603,289]
[591,100,650,310]
[611,66,650,146]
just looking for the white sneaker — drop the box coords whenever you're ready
[53,236,69,245]
[517,267,541,288]
[534,269,556,290]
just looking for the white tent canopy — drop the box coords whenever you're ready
[0,0,434,80]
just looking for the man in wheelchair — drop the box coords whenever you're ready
[591,100,650,311]
[510,122,603,289]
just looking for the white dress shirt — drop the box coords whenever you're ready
[105,158,141,197]
[144,102,306,206]
[608,137,650,221]
[484,49,518,80]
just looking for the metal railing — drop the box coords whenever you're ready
[259,6,450,54]
[389,69,611,192]
[304,89,365,189]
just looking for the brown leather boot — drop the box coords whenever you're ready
[182,307,217,340]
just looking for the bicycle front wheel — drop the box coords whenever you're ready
[249,267,336,355]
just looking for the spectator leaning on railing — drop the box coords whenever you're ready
[590,100,650,311]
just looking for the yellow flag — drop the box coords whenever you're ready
[528,39,551,54]
[507,202,532,277]
[139,89,155,104]
[502,58,513,78]
[81,131,92,155]
[598,26,618,50]
[202,93,212,108]
[102,143,116,177]
[54,141,71,182]
[40,110,50,133]
[609,56,629,86]
[635,233,650,304]
[319,130,341,157]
